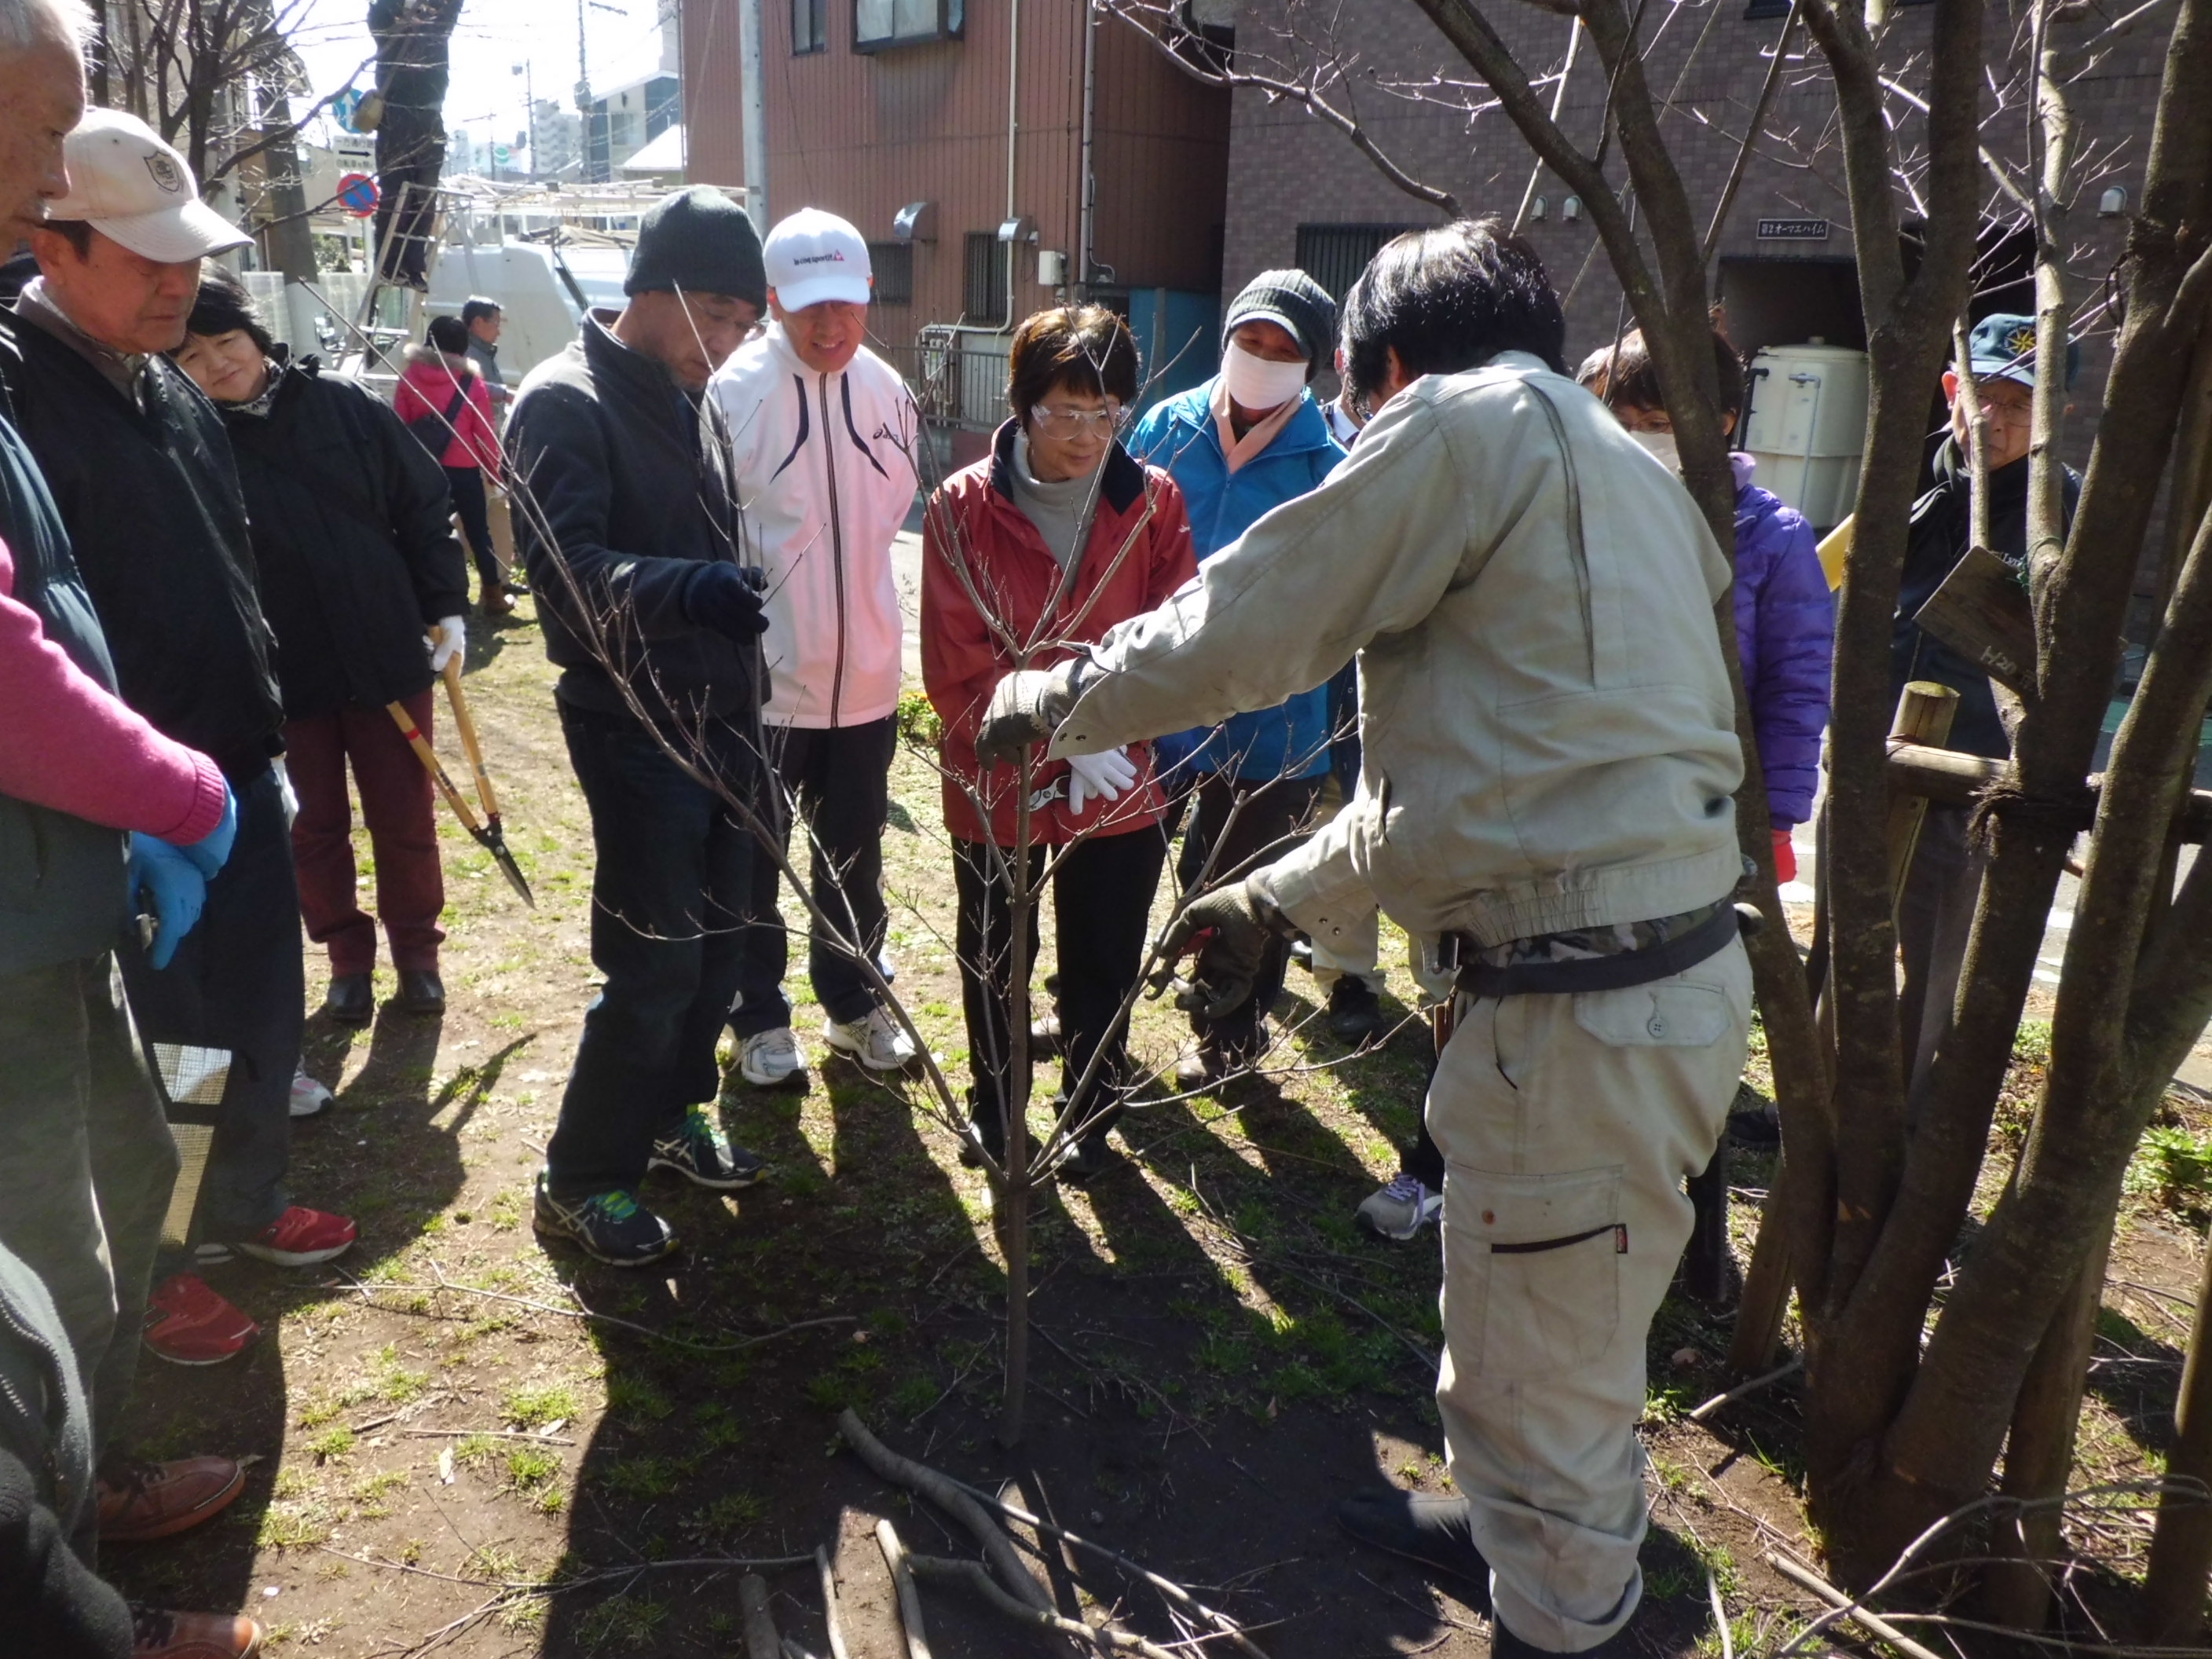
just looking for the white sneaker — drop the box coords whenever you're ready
[738,1027,807,1089]
[822,1006,917,1072]
[1356,1174,1443,1241]
[289,1066,333,1119]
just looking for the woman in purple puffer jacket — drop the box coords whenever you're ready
[1578,326,1833,881]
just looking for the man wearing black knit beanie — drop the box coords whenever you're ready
[509,186,777,1266]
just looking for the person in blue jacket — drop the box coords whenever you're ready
[1130,270,1348,1089]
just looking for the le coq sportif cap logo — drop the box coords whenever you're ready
[790,250,847,266]
[143,151,184,194]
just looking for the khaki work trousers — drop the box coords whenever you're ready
[1429,938,1751,1651]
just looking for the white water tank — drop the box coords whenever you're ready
[1740,341,1870,530]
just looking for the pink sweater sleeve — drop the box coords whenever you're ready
[0,537,228,842]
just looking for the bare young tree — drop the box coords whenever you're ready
[1115,0,2212,1623]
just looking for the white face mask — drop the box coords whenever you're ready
[1221,342,1309,413]
[1631,429,1681,472]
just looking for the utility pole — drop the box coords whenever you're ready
[739,0,768,231]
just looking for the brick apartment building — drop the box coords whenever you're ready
[1215,0,2155,493]
[679,0,1232,456]
[680,0,2165,526]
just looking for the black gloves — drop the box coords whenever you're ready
[685,562,770,641]
[974,657,1094,770]
[1150,872,1299,1020]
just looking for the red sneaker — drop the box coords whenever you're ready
[144,1275,259,1366]
[233,1206,357,1267]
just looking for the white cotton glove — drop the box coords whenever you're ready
[427,616,467,675]
[272,756,299,828]
[1064,746,1138,815]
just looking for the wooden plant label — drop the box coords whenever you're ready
[1912,544,2038,694]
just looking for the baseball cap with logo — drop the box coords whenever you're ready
[764,209,871,312]
[1964,312,2081,392]
[46,108,251,263]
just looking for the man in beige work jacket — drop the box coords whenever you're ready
[977,219,1753,1659]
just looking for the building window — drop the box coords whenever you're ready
[855,0,962,52]
[793,0,827,53]
[869,242,914,306]
[1293,223,1416,307]
[963,232,1006,323]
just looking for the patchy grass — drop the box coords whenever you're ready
[97,601,2212,1657]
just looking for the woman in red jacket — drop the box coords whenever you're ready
[394,314,511,616]
[921,307,1197,1181]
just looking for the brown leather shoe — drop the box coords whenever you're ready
[99,1456,246,1543]
[131,1608,262,1657]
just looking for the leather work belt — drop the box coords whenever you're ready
[1449,898,1741,1000]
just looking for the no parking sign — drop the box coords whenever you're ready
[337,172,379,218]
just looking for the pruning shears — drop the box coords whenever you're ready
[387,635,536,907]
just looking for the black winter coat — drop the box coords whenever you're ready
[508,312,758,727]
[218,353,469,719]
[1891,441,2081,759]
[0,323,130,974]
[2,309,282,782]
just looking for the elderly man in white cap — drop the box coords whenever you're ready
[709,207,921,1089]
[4,108,359,1327]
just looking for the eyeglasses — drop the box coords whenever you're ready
[1970,390,2034,426]
[1031,403,1121,438]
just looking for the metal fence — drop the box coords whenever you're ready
[906,326,1011,432]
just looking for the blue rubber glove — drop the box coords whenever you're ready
[128,833,209,970]
[170,782,238,880]
[683,562,770,641]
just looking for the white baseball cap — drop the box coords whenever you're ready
[764,209,871,311]
[47,108,251,263]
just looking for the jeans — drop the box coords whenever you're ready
[0,955,178,1455]
[953,828,1167,1150]
[115,766,300,1242]
[286,691,444,976]
[444,465,500,601]
[730,716,897,1036]
[1174,770,1326,1056]
[547,702,760,1198]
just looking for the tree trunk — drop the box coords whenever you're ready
[2141,1221,2212,1643]
[998,780,1036,1448]
[1985,1224,2114,1628]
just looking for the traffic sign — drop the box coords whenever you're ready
[337,171,379,217]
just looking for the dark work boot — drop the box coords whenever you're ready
[397,969,445,1016]
[322,972,373,1024]
[1492,1614,1643,1659]
[1337,1491,1492,1606]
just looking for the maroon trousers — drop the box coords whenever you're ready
[287,690,445,976]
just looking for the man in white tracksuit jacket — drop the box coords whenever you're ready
[976,221,1754,1658]
[710,211,920,1084]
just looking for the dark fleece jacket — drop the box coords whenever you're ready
[507,311,759,727]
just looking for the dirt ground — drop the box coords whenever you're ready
[99,600,2209,1657]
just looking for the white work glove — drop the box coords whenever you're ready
[271,756,299,829]
[427,615,467,674]
[1064,746,1137,815]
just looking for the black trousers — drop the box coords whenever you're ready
[953,829,1167,1152]
[730,717,898,1036]
[547,704,758,1198]
[443,465,500,599]
[1174,770,1327,1056]
[116,766,301,1242]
